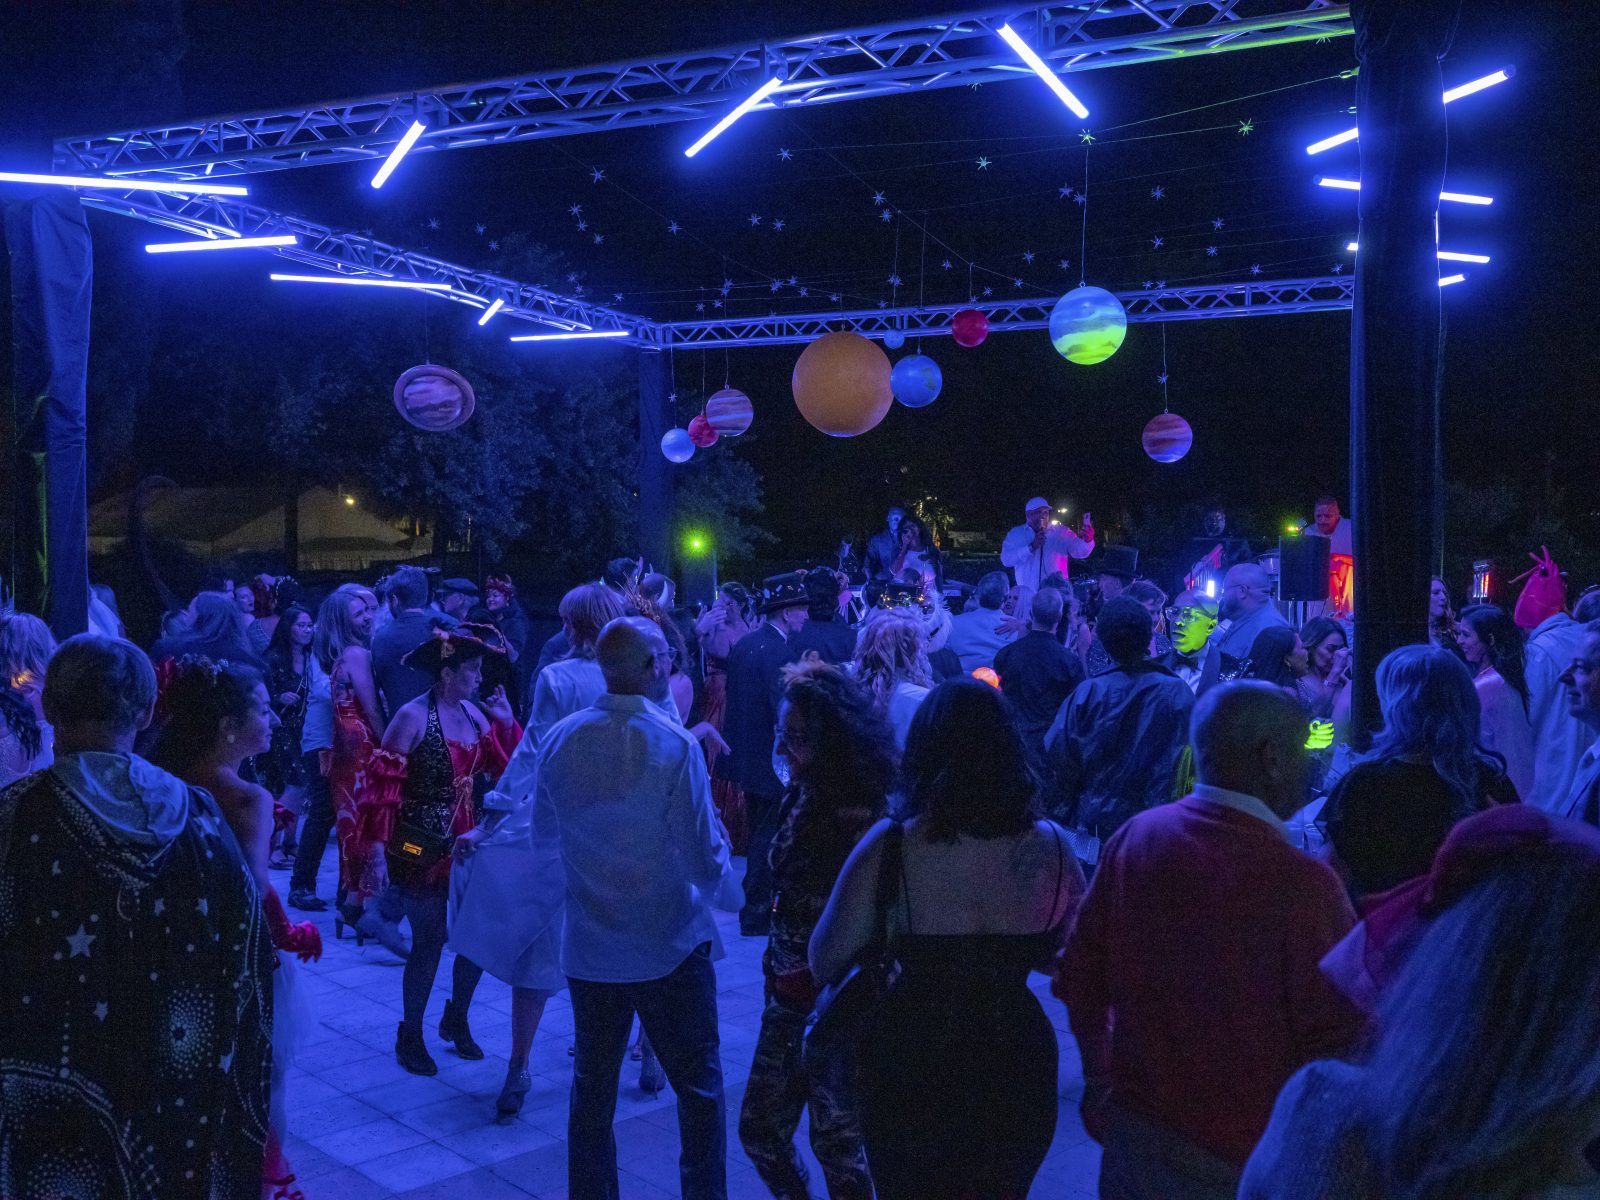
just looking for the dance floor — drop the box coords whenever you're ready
[274,853,1100,1199]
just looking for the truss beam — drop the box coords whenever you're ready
[56,1,1350,180]
[655,278,1354,347]
[81,190,654,338]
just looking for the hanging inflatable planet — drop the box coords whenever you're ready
[660,428,696,462]
[883,329,906,350]
[1048,286,1127,365]
[705,386,754,436]
[951,308,989,348]
[393,363,476,431]
[791,331,893,437]
[686,413,719,448]
[1142,412,1193,463]
[890,354,943,409]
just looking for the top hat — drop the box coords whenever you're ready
[756,572,810,615]
[1098,545,1141,582]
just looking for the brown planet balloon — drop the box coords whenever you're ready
[393,364,476,432]
[791,331,893,438]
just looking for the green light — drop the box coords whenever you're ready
[683,531,709,555]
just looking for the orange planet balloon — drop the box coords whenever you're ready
[791,331,893,438]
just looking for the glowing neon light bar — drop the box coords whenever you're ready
[146,234,298,254]
[508,329,629,342]
[1307,66,1514,155]
[370,121,427,188]
[0,170,249,196]
[683,77,783,158]
[997,23,1090,119]
[1345,242,1490,264]
[270,273,451,290]
[1438,273,1466,287]
[1317,177,1492,205]
[476,298,506,326]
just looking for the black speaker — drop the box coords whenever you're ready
[679,551,719,610]
[1278,535,1330,602]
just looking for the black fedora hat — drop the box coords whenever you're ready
[756,572,809,614]
[1098,545,1140,582]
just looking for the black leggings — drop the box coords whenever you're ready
[398,885,483,1027]
[287,750,334,895]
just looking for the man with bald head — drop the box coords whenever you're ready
[1211,560,1289,662]
[536,615,735,1199]
[1057,683,1359,1197]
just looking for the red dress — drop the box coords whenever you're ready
[326,658,383,905]
[702,652,748,854]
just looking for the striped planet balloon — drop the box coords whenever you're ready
[1142,412,1193,463]
[705,387,754,436]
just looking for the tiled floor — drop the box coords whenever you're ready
[274,853,1100,1199]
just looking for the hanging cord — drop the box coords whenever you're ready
[422,297,432,364]
[1079,146,1090,289]
[916,224,927,352]
[1161,324,1170,413]
[723,346,731,390]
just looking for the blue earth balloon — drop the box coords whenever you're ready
[890,354,943,409]
[1048,285,1127,365]
[660,427,695,463]
[883,329,906,350]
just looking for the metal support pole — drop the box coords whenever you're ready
[637,350,672,570]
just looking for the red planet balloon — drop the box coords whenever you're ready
[686,413,719,448]
[1142,412,1194,463]
[951,308,989,348]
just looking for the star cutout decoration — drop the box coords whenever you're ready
[152,898,165,915]
[941,259,953,270]
[713,298,723,308]
[427,216,441,230]
[1059,259,1072,271]
[592,233,604,244]
[778,147,792,161]
[1250,263,1262,275]
[67,924,95,958]
[1073,191,1087,206]
[590,167,605,183]
[1151,235,1165,249]
[721,277,733,295]
[872,191,886,205]
[982,285,993,297]
[1237,118,1254,136]
[887,273,902,287]
[668,391,677,403]
[566,271,579,283]
[488,239,499,250]
[1079,129,1095,144]
[195,898,208,916]
[568,204,583,217]
[976,156,991,170]
[798,287,808,297]
[1212,217,1226,230]
[830,293,840,302]
[1143,280,1154,289]
[1157,372,1169,385]
[695,302,705,312]
[1156,279,1166,287]
[1151,186,1165,200]
[577,219,588,231]
[787,275,798,286]
[1022,250,1035,263]
[475,223,486,235]
[1012,277,1024,288]
[1332,262,1344,274]
[1059,183,1074,198]
[772,218,786,231]
[613,292,623,302]
[878,300,888,309]
[880,209,893,223]
[748,213,762,226]
[668,221,681,234]
[1206,245,1218,257]
[94,1001,108,1021]
[770,279,782,293]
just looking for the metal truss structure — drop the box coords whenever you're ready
[656,277,1354,347]
[57,1,1350,180]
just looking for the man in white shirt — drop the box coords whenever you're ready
[1001,496,1095,591]
[946,571,1019,673]
[1558,621,1600,824]
[1526,591,1600,811]
[536,616,734,1200]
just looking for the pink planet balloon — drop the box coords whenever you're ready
[951,308,989,348]
[1142,412,1193,463]
[687,413,719,448]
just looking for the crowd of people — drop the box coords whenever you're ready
[4,500,1600,1200]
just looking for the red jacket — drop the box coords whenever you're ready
[1055,794,1362,1166]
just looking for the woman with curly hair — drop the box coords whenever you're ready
[739,655,894,1200]
[0,611,56,769]
[0,682,41,787]
[854,608,933,751]
[1456,603,1535,800]
[151,656,322,1200]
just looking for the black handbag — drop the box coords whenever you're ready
[802,820,904,1076]
[385,820,452,884]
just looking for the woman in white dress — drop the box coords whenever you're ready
[449,583,625,1116]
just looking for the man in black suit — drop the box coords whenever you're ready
[788,567,856,665]
[863,506,906,581]
[722,573,809,936]
[994,586,1086,780]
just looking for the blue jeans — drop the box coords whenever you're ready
[567,944,726,1200]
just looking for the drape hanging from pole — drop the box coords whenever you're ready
[1348,0,1460,737]
[5,187,92,638]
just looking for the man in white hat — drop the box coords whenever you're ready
[1002,497,1096,591]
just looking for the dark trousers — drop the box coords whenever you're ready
[288,750,334,895]
[738,998,873,1199]
[740,791,781,930]
[397,884,482,1026]
[567,944,726,1200]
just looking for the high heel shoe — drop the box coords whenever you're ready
[638,1045,666,1095]
[438,999,483,1060]
[334,901,365,946]
[495,1065,532,1119]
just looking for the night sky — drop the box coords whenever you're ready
[7,0,1597,580]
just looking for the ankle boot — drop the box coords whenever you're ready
[495,1064,532,1119]
[438,999,484,1060]
[395,1021,438,1076]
